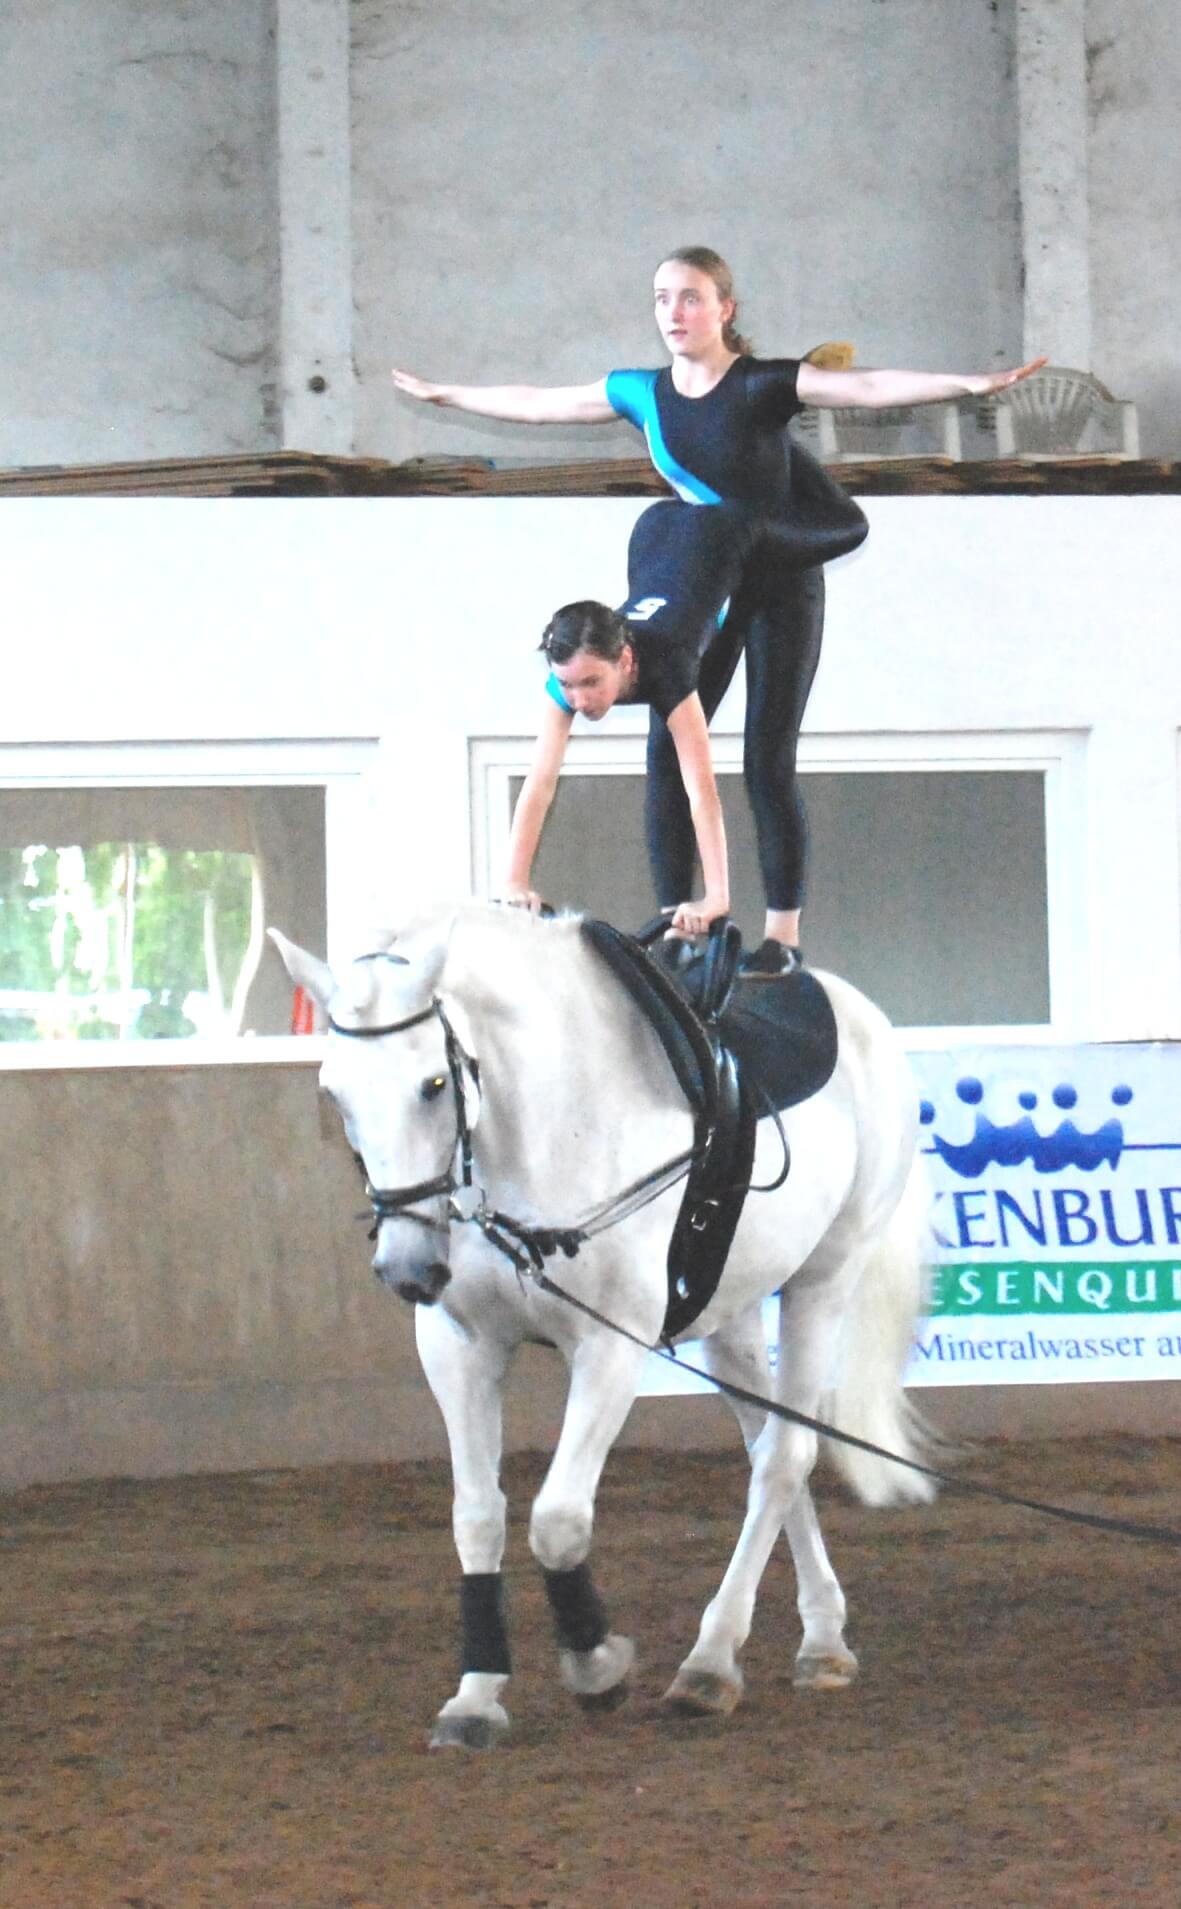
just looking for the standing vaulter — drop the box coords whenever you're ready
[394,247,1041,972]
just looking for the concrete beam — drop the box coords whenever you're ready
[276,0,353,451]
[1016,0,1091,368]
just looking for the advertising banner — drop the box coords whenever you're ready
[639,1044,1181,1396]
[908,1043,1181,1386]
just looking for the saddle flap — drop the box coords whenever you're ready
[583,917,838,1119]
[580,918,716,1116]
[721,970,838,1114]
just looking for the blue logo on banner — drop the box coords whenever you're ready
[919,1078,1133,1178]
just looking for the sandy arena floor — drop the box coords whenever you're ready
[1,1436,1179,1908]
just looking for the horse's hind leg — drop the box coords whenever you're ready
[414,1306,513,1750]
[528,1330,646,1708]
[710,1313,857,1689]
[664,1303,855,1716]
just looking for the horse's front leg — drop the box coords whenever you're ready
[529,1326,648,1709]
[414,1303,513,1750]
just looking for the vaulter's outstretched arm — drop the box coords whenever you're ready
[503,698,573,910]
[795,355,1047,411]
[391,369,618,425]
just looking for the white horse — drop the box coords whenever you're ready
[272,901,935,1749]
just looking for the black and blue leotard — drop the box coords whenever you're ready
[598,356,868,913]
[607,358,805,508]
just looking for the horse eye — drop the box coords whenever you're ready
[420,1075,448,1103]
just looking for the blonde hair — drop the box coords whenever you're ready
[658,246,753,356]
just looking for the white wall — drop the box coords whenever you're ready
[4,493,1179,1040]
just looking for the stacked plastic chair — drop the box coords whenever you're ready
[984,365,1140,459]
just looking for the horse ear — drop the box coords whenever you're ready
[390,912,457,997]
[267,928,336,1011]
[395,932,449,998]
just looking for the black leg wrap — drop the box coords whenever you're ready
[542,1562,609,1655]
[460,1572,511,1676]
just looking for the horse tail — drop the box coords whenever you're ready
[820,1157,946,1508]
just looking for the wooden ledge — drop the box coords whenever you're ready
[2,449,1179,500]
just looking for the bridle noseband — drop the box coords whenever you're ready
[328,956,479,1239]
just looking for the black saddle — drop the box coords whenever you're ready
[581,918,837,1340]
[644,930,839,1116]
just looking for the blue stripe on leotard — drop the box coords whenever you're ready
[605,368,723,507]
[546,672,574,714]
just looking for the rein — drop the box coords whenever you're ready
[463,1146,698,1279]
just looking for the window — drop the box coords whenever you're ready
[0,786,323,1043]
[0,739,378,1064]
[473,729,1087,1038]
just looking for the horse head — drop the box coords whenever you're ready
[269,925,477,1305]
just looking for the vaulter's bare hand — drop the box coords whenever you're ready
[668,895,728,937]
[501,886,550,915]
[970,356,1048,397]
[391,368,448,404]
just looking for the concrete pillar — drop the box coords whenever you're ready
[1015,0,1091,368]
[276,0,353,451]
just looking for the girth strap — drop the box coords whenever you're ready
[580,917,769,1340]
[663,1048,760,1341]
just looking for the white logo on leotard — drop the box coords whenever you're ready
[626,597,667,622]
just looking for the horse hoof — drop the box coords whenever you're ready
[575,1676,631,1714]
[662,1667,743,1717]
[559,1633,636,1702]
[428,1711,510,1751]
[793,1649,859,1691]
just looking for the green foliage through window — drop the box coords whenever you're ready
[0,843,260,1042]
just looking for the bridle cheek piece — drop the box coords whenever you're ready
[328,994,479,1241]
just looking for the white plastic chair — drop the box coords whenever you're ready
[986,366,1140,460]
[791,347,960,460]
[809,400,963,462]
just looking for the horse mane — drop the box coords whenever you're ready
[340,901,590,1027]
[461,901,585,944]
[367,898,585,959]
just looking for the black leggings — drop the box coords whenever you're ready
[645,555,824,912]
[642,443,865,913]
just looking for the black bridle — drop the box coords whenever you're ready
[328,959,479,1238]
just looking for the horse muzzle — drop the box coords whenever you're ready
[370,1203,454,1305]
[373,1242,453,1306]
[389,1260,452,1306]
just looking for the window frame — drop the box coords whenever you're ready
[0,737,378,1070]
[470,726,1089,1044]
